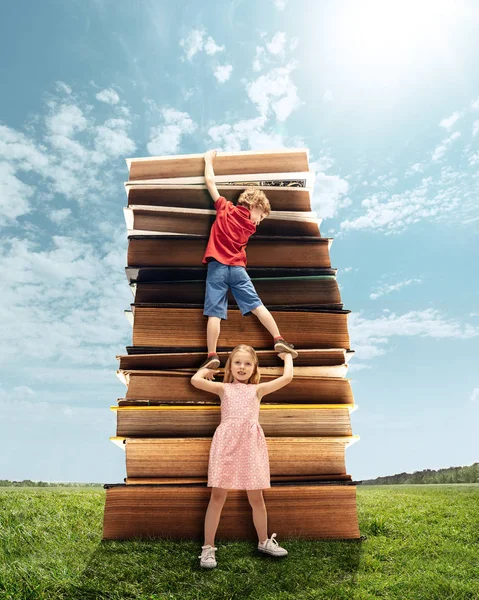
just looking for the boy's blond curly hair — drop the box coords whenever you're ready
[237,187,271,216]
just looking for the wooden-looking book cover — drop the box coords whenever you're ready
[102,483,361,540]
[126,149,309,180]
[127,235,332,268]
[125,184,312,212]
[113,405,355,437]
[124,205,321,237]
[112,436,359,478]
[117,370,353,405]
[131,277,341,307]
[130,306,350,350]
[118,349,354,367]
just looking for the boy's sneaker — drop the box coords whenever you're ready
[199,544,217,568]
[274,338,298,359]
[258,533,288,557]
[199,353,220,369]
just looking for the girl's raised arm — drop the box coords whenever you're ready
[191,367,224,397]
[256,353,293,401]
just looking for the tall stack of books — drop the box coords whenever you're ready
[103,149,360,540]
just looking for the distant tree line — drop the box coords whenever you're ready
[363,463,479,485]
[0,480,103,487]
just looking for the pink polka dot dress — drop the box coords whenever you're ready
[207,383,271,490]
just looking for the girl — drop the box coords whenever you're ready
[191,344,294,569]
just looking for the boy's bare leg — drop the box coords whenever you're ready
[204,487,228,546]
[207,316,221,354]
[251,305,281,338]
[246,489,268,542]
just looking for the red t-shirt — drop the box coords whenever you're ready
[202,196,256,267]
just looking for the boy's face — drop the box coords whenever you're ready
[249,207,267,225]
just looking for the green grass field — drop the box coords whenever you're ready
[0,485,477,600]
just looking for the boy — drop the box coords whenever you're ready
[200,149,298,369]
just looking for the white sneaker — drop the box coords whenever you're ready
[258,533,288,557]
[199,544,217,568]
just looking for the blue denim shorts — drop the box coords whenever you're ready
[204,260,263,320]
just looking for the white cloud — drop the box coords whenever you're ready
[266,32,287,56]
[252,47,264,72]
[55,81,72,95]
[471,96,479,110]
[349,309,478,362]
[274,0,287,9]
[0,162,35,224]
[208,116,289,152]
[46,103,88,137]
[247,63,300,121]
[323,90,334,103]
[147,108,196,155]
[473,120,479,136]
[94,118,136,156]
[432,131,460,161]
[405,162,424,176]
[49,208,71,224]
[439,111,461,130]
[180,29,223,60]
[96,88,120,105]
[470,388,479,403]
[214,64,233,83]
[312,173,350,220]
[370,278,422,300]
[204,36,224,55]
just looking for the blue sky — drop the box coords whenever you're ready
[1,0,478,483]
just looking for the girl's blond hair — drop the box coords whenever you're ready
[237,187,271,215]
[223,344,261,384]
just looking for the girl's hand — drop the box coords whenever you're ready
[203,369,220,381]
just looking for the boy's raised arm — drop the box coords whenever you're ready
[204,149,221,202]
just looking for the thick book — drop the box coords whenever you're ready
[131,277,341,307]
[124,205,321,237]
[126,149,310,181]
[124,474,353,484]
[127,235,332,268]
[125,266,337,284]
[118,349,354,367]
[125,184,312,212]
[117,370,354,405]
[113,405,355,437]
[102,483,361,540]
[130,306,350,350]
[111,436,359,478]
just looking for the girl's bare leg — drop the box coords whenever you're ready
[204,487,228,546]
[246,489,268,542]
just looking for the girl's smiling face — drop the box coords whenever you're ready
[231,350,256,383]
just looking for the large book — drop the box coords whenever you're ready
[124,205,321,237]
[127,235,332,268]
[130,306,350,350]
[103,483,361,540]
[124,474,353,484]
[113,405,355,437]
[111,436,359,478]
[117,370,354,405]
[118,349,354,367]
[125,266,338,284]
[126,149,310,181]
[125,184,312,212]
[131,277,341,307]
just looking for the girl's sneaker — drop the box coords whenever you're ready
[258,533,288,557]
[199,544,217,568]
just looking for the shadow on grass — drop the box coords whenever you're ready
[60,536,365,600]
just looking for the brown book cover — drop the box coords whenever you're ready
[130,306,350,350]
[126,184,312,212]
[128,235,332,268]
[132,277,340,307]
[102,483,361,540]
[113,436,358,478]
[118,371,353,405]
[118,349,354,368]
[113,405,354,437]
[126,149,309,181]
[124,206,321,237]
